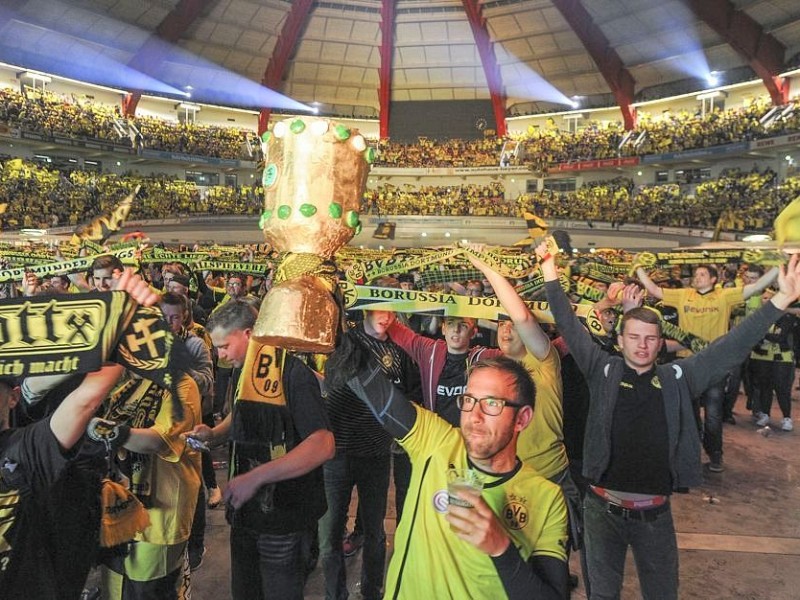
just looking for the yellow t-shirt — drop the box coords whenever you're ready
[386,406,568,599]
[517,347,568,480]
[137,375,202,546]
[661,286,744,354]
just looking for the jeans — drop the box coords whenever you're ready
[230,526,313,600]
[698,380,725,457]
[200,412,218,488]
[188,485,205,554]
[584,492,678,600]
[753,360,794,418]
[318,452,390,600]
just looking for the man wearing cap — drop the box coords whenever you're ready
[387,315,501,427]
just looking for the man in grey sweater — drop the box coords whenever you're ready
[536,240,800,600]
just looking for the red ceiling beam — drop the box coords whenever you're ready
[123,0,213,116]
[258,0,314,135]
[551,0,637,130]
[378,0,396,139]
[684,0,788,105]
[461,0,507,137]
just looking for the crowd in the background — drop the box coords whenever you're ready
[2,157,798,234]
[1,86,799,171]
[0,87,249,160]
[517,168,800,231]
[361,181,509,216]
[373,137,505,168]
[515,97,800,173]
[0,159,263,229]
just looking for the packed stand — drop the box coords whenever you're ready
[361,181,509,216]
[0,87,250,160]
[0,158,263,228]
[515,169,800,233]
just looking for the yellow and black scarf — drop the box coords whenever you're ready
[228,341,290,520]
[102,376,164,505]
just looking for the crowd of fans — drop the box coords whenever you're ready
[373,137,505,168]
[515,97,800,173]
[516,168,800,231]
[0,158,263,229]
[2,156,798,235]
[0,87,249,160]
[1,85,799,171]
[361,181,510,216]
[2,84,800,235]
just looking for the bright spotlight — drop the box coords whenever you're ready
[706,71,719,87]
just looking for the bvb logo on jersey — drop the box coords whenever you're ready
[503,501,529,530]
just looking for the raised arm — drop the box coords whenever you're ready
[767,255,800,310]
[683,255,800,394]
[49,364,124,449]
[468,253,550,359]
[743,266,778,300]
[536,240,608,376]
[50,268,160,447]
[635,265,664,300]
[325,333,419,439]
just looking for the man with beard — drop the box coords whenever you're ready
[327,350,569,599]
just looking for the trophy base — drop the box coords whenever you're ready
[251,275,339,353]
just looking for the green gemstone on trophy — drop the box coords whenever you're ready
[334,124,350,141]
[290,119,306,134]
[263,164,278,187]
[345,211,359,228]
[277,205,292,219]
[329,203,343,218]
[299,203,317,217]
[259,210,272,228]
[261,131,271,143]
[364,147,376,163]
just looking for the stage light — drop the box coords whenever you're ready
[17,70,51,84]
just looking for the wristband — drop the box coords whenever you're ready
[539,253,552,263]
[86,417,131,450]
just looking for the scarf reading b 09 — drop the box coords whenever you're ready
[228,341,290,521]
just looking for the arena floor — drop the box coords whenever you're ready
[173,389,800,600]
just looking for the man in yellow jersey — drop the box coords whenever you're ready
[636,262,776,471]
[468,252,587,591]
[328,349,569,599]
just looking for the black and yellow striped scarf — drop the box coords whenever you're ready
[228,341,289,520]
[103,376,164,505]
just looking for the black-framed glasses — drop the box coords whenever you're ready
[456,394,525,416]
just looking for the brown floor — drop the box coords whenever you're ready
[100,391,800,599]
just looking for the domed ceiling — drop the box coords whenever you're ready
[2,0,800,127]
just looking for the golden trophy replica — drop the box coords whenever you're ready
[253,116,374,352]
